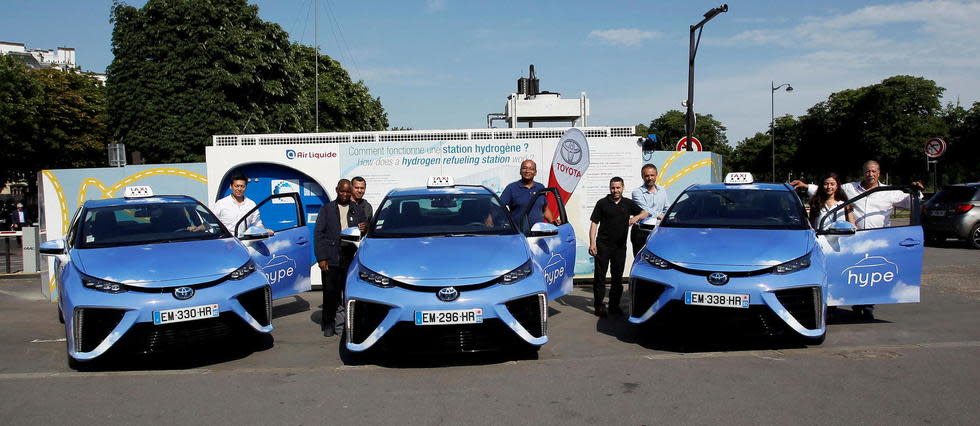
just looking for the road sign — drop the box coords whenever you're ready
[676,137,702,152]
[924,138,946,158]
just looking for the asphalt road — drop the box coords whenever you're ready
[0,244,977,425]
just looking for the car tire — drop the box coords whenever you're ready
[799,332,826,346]
[58,306,64,324]
[969,222,980,250]
[67,355,96,372]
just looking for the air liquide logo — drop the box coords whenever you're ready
[842,254,898,288]
[560,138,583,165]
[543,254,566,287]
[285,149,336,160]
[265,254,296,285]
[285,149,297,159]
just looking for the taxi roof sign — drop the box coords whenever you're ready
[124,186,154,198]
[427,176,455,187]
[724,172,753,184]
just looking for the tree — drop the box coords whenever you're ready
[107,0,388,163]
[645,109,733,161]
[729,115,800,181]
[941,102,980,185]
[0,56,41,187]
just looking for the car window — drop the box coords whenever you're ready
[662,189,808,230]
[77,202,230,248]
[929,187,978,204]
[371,193,517,237]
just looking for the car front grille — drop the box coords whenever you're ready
[348,300,392,345]
[657,301,788,337]
[505,294,547,338]
[74,308,126,353]
[114,313,244,355]
[237,286,272,327]
[774,287,822,330]
[630,278,667,317]
[378,319,528,353]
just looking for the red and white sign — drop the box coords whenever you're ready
[675,137,702,152]
[924,138,946,158]
[546,129,590,217]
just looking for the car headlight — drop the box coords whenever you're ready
[495,260,533,285]
[773,252,811,274]
[228,260,257,280]
[358,265,396,288]
[638,249,671,269]
[80,274,127,294]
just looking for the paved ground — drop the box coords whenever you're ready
[0,243,976,425]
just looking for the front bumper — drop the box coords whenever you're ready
[627,260,826,338]
[344,275,549,353]
[60,272,273,361]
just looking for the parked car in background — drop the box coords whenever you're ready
[922,183,980,249]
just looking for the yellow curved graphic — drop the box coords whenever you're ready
[661,159,713,188]
[656,152,684,186]
[42,170,69,235]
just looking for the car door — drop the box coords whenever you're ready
[236,193,312,299]
[520,188,576,300]
[819,186,923,306]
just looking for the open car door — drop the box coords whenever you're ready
[235,193,312,299]
[818,186,923,306]
[520,188,576,300]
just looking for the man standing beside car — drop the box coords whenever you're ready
[351,176,373,229]
[630,164,670,256]
[792,160,923,320]
[314,179,366,337]
[589,177,649,317]
[212,173,271,236]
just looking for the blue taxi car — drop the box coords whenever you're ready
[40,187,310,368]
[342,177,576,354]
[628,173,922,343]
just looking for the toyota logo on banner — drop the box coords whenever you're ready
[560,138,583,165]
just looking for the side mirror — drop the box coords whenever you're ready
[637,217,658,232]
[340,226,362,245]
[528,222,559,237]
[240,226,271,241]
[39,239,66,255]
[818,220,857,236]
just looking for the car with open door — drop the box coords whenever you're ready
[39,186,308,369]
[627,173,922,344]
[342,177,575,355]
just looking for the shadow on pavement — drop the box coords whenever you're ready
[72,333,275,372]
[273,295,310,319]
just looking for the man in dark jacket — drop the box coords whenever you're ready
[314,179,366,337]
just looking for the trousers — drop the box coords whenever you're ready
[593,241,627,309]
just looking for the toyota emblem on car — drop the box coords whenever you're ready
[707,272,729,286]
[437,287,459,302]
[173,286,195,300]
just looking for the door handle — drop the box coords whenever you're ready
[899,238,921,247]
[296,237,309,245]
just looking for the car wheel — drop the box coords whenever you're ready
[67,355,97,371]
[58,306,65,324]
[969,222,980,250]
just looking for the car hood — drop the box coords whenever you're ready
[649,227,812,268]
[73,239,249,287]
[358,234,529,284]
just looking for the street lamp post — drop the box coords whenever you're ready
[685,4,728,151]
[771,81,793,182]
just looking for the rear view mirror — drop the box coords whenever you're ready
[818,220,857,236]
[340,226,362,246]
[528,222,559,237]
[637,217,658,232]
[39,239,66,255]
[240,226,271,241]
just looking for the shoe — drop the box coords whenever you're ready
[609,306,625,316]
[323,327,336,337]
[594,306,608,318]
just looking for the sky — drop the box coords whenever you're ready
[3,0,979,145]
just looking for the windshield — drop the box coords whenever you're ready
[662,189,808,230]
[77,202,231,248]
[371,193,517,238]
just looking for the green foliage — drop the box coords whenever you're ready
[107,0,387,163]
[0,56,107,188]
[645,110,733,171]
[940,102,980,186]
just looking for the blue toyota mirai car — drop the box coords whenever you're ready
[40,187,311,368]
[628,173,923,343]
[342,177,576,355]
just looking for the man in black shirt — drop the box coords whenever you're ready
[589,177,648,317]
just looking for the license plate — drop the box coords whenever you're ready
[414,308,483,326]
[153,304,219,325]
[928,210,946,216]
[684,291,750,309]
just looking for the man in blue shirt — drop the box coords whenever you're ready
[630,164,670,256]
[500,159,556,232]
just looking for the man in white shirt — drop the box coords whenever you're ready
[630,164,670,256]
[792,160,923,320]
[211,173,269,236]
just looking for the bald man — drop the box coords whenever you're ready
[500,159,556,232]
